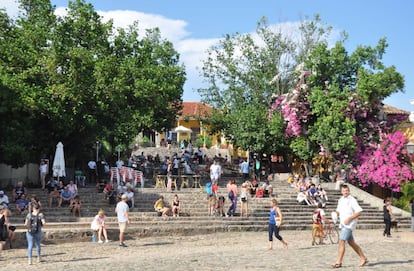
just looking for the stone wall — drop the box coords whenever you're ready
[0,163,39,188]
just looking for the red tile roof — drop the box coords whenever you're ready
[382,104,410,115]
[180,102,212,119]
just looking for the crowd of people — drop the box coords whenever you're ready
[289,175,329,207]
[1,143,411,267]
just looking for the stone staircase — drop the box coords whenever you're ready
[7,170,410,247]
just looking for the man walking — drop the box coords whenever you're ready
[240,158,250,181]
[332,184,368,268]
[115,194,130,247]
[209,159,222,184]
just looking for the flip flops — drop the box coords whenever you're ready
[331,263,342,269]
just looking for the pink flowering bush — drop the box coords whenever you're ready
[270,85,310,137]
[355,131,413,192]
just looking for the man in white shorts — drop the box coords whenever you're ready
[332,184,367,268]
[115,194,130,247]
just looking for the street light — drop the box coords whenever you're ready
[95,141,101,162]
[115,145,123,161]
[202,126,207,149]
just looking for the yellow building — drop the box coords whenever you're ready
[149,101,221,148]
[175,101,214,146]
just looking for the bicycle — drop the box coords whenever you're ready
[313,220,339,245]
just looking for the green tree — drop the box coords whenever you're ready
[0,0,56,167]
[198,16,331,155]
[0,0,185,167]
[305,40,404,165]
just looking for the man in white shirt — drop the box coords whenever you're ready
[87,160,97,183]
[210,159,222,184]
[332,184,368,268]
[115,194,130,247]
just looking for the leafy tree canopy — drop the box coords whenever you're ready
[0,0,185,167]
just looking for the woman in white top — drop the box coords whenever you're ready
[91,210,109,243]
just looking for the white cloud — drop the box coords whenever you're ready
[0,0,19,17]
[98,10,190,44]
[1,3,341,101]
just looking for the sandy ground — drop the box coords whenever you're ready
[1,229,413,271]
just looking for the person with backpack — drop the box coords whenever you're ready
[206,182,215,215]
[24,202,45,265]
[312,202,326,245]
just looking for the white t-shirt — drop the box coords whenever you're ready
[210,163,221,181]
[115,201,129,223]
[117,185,127,195]
[173,158,180,169]
[0,195,9,205]
[88,161,97,170]
[124,191,134,200]
[40,164,48,174]
[116,160,124,169]
[336,195,363,230]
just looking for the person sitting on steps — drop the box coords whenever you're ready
[154,196,170,217]
[70,195,81,217]
[171,194,181,217]
[91,209,109,243]
[46,178,60,208]
[59,186,73,207]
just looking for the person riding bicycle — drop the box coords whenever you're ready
[312,202,326,245]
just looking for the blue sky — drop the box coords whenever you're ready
[1,0,413,112]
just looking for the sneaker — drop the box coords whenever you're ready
[98,240,103,244]
[105,240,110,243]
[119,243,127,247]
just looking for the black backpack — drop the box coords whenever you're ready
[28,215,40,234]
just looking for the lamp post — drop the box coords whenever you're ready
[115,145,123,161]
[202,126,207,149]
[95,141,101,162]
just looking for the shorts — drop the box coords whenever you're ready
[339,227,354,241]
[240,197,247,203]
[312,223,323,232]
[118,222,127,233]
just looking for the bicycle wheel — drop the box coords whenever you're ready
[329,227,339,244]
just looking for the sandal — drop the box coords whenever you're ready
[331,263,342,269]
[359,258,368,267]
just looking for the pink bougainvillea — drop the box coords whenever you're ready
[270,85,310,137]
[355,131,413,192]
[268,81,413,192]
